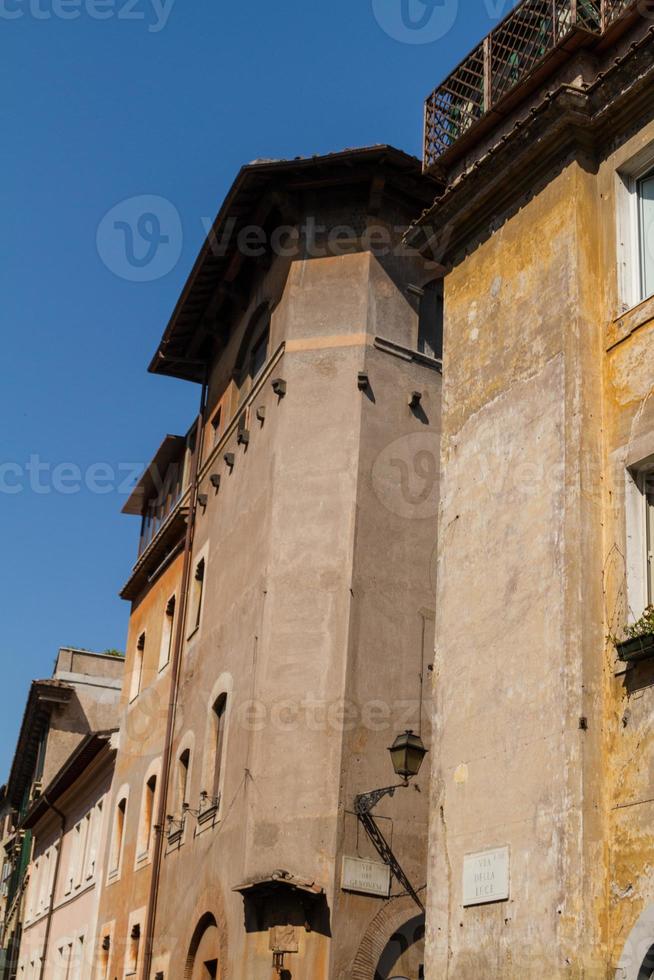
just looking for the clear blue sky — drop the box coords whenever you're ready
[0,0,517,779]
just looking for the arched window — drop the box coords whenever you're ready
[210,695,227,804]
[138,776,157,860]
[109,797,127,876]
[417,279,444,361]
[178,748,191,812]
[129,632,146,702]
[159,595,176,671]
[189,559,205,637]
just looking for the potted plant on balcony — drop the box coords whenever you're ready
[613,606,654,663]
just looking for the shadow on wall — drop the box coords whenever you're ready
[239,887,332,939]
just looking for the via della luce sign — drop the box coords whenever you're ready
[462,846,510,907]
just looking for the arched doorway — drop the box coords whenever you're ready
[639,944,654,979]
[374,914,424,980]
[185,913,221,980]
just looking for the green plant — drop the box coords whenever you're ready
[610,606,654,646]
[103,648,125,659]
[624,607,654,640]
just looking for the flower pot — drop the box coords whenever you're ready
[616,633,654,663]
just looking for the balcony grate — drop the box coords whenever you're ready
[424,0,636,169]
[425,42,485,170]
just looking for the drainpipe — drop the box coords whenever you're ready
[37,795,66,980]
[141,375,208,980]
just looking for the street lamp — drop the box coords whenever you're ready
[354,731,428,816]
[353,730,428,912]
[388,730,429,782]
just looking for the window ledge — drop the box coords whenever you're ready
[166,829,184,848]
[609,294,654,350]
[187,626,200,642]
[196,804,220,830]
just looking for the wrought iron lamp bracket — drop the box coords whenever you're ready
[354,782,408,816]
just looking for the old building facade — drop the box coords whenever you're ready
[18,732,117,980]
[95,146,443,979]
[0,649,123,980]
[406,1,654,977]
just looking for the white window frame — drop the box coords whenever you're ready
[616,144,654,313]
[626,457,654,620]
[107,787,129,883]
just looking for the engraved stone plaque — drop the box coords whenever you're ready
[463,846,510,907]
[342,856,391,898]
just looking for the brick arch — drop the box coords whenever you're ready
[350,898,423,980]
[170,881,230,980]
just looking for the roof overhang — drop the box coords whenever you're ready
[22,731,117,830]
[149,145,439,383]
[6,681,74,810]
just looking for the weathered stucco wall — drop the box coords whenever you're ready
[146,238,440,979]
[427,160,607,978]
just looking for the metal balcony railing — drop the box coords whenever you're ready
[424,0,639,170]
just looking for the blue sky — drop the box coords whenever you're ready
[0,0,517,778]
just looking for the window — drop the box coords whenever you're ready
[159,596,176,671]
[129,632,146,702]
[190,559,205,636]
[626,464,654,619]
[237,306,271,402]
[642,470,654,606]
[417,279,444,360]
[109,797,127,877]
[639,169,654,301]
[38,849,51,910]
[65,825,84,895]
[250,327,269,380]
[28,859,39,918]
[99,935,111,980]
[126,924,140,978]
[138,775,157,861]
[178,749,191,812]
[85,803,101,881]
[72,936,84,980]
[57,943,73,980]
[210,406,222,445]
[210,695,227,804]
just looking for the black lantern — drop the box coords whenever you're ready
[388,730,428,781]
